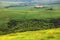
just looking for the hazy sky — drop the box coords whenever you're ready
[0,0,59,1]
[0,0,60,3]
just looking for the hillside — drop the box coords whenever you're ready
[0,9,60,35]
[0,5,60,40]
[0,28,60,40]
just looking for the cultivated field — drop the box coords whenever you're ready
[0,6,60,40]
[0,28,60,40]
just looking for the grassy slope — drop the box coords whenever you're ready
[0,28,60,40]
[0,8,60,40]
[0,9,60,19]
[0,9,60,27]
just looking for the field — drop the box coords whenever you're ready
[0,5,60,40]
[0,28,60,40]
[0,9,60,21]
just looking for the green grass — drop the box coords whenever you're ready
[0,9,60,33]
[0,6,60,40]
[0,28,60,40]
[0,9,60,19]
[0,9,60,24]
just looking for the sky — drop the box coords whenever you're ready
[0,0,60,4]
[0,0,60,7]
[0,0,60,2]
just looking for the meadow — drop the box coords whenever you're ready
[0,8,60,34]
[0,6,60,40]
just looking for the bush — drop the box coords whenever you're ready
[0,18,60,35]
[50,18,60,28]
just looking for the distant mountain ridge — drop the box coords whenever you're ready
[0,0,60,8]
[0,0,60,3]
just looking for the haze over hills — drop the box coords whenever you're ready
[0,0,60,3]
[0,0,60,8]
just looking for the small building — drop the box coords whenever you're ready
[34,5,43,8]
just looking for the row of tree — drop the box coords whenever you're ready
[0,18,60,35]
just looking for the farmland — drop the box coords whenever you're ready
[0,28,60,40]
[0,5,60,40]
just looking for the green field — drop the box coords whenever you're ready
[0,9,60,19]
[0,6,60,40]
[0,8,60,33]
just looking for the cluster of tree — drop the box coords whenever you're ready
[0,18,60,35]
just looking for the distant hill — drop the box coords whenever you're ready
[0,0,60,8]
[0,0,60,3]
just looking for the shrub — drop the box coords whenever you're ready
[0,18,60,35]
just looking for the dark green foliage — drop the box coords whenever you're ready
[50,18,60,28]
[7,20,18,28]
[0,18,60,35]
